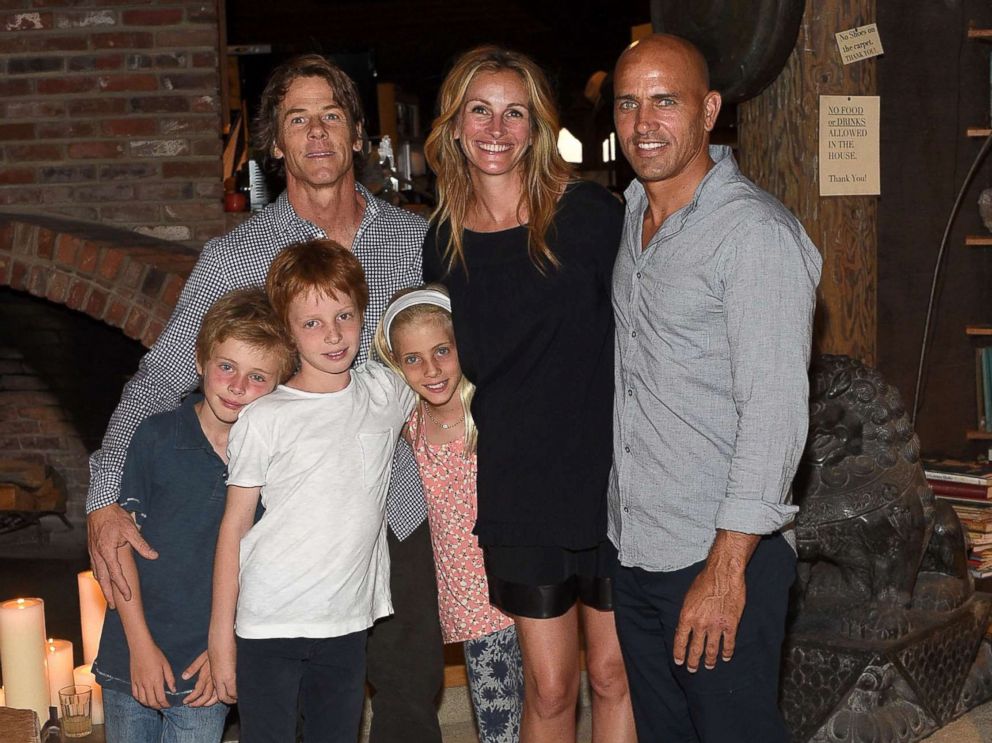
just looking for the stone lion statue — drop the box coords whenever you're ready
[791,354,971,639]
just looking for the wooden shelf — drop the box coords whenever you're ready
[964,28,991,445]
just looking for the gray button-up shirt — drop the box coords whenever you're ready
[608,146,822,572]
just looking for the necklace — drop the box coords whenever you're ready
[423,402,464,430]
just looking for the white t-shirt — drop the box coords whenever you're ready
[226,362,415,639]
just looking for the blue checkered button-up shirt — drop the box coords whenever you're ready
[87,184,429,539]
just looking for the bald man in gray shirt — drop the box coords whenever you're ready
[608,34,822,743]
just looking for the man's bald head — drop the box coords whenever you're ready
[612,32,721,190]
[616,34,712,96]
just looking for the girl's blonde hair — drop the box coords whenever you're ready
[373,285,477,454]
[424,45,572,275]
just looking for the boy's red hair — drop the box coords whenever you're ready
[265,239,369,327]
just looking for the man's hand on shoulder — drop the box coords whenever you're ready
[672,530,760,673]
[87,504,158,608]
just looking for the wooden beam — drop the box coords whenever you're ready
[738,0,878,365]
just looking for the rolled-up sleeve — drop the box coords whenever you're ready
[716,218,820,534]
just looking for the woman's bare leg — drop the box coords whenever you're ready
[581,604,636,743]
[512,605,582,743]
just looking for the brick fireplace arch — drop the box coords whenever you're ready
[0,214,198,349]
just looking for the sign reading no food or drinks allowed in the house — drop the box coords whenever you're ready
[818,95,880,197]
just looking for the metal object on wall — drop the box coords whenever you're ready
[650,0,806,103]
[783,355,992,742]
[979,188,992,233]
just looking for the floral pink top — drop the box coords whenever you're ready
[407,408,513,643]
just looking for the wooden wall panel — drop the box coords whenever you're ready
[739,0,878,365]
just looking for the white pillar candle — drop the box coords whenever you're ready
[0,686,5,705]
[72,664,103,725]
[0,597,50,723]
[46,639,74,712]
[77,571,106,666]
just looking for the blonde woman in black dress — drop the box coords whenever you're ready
[422,46,635,743]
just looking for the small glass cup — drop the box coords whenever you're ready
[58,684,92,738]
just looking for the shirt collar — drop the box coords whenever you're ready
[623,144,739,221]
[173,393,213,451]
[273,181,381,238]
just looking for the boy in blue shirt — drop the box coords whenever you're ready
[93,288,295,743]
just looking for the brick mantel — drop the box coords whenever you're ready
[0,213,196,348]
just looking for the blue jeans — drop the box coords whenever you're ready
[103,687,229,743]
[463,624,524,743]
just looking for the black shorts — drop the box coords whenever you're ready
[483,540,618,619]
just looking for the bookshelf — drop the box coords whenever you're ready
[968,27,992,441]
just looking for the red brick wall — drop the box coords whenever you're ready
[0,1,225,246]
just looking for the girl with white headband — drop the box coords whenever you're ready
[374,286,524,743]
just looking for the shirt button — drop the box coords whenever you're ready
[631,330,636,338]
[623,506,630,513]
[624,445,630,453]
[627,389,633,397]
[636,272,642,279]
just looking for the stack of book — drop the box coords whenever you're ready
[923,459,992,577]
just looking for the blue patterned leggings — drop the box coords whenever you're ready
[463,624,524,743]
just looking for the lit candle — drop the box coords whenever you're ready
[0,597,50,722]
[0,686,5,705]
[46,639,74,711]
[77,571,106,666]
[72,664,103,725]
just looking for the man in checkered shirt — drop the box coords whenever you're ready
[86,54,444,742]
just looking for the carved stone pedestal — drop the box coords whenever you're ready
[782,592,992,742]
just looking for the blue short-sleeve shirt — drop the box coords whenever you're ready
[93,393,227,701]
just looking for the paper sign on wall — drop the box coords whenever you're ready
[819,95,880,197]
[835,23,884,64]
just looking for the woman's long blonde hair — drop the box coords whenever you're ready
[373,286,477,454]
[424,45,572,275]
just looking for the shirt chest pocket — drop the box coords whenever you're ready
[641,275,720,358]
[358,430,395,488]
